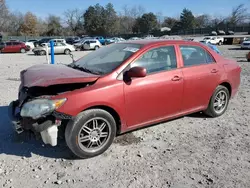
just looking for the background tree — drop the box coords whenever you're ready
[103,3,119,36]
[83,4,106,35]
[179,8,196,29]
[7,12,24,35]
[0,0,9,31]
[135,12,158,34]
[228,4,249,26]
[195,14,211,28]
[64,8,84,35]
[118,5,145,34]
[162,17,178,29]
[46,15,62,36]
[20,12,38,36]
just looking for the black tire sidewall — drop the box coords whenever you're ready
[207,85,229,117]
[65,109,117,159]
[65,49,70,54]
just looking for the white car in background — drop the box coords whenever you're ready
[241,38,250,49]
[32,42,75,55]
[25,39,38,49]
[201,36,224,45]
[74,39,102,51]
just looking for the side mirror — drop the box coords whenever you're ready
[125,66,147,78]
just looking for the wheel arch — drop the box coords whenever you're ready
[219,81,232,97]
[82,105,122,135]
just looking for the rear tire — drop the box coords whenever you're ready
[248,59,250,62]
[64,49,70,55]
[204,85,230,117]
[39,50,46,55]
[218,41,222,46]
[65,109,117,159]
[20,48,26,53]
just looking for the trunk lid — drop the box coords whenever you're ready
[20,64,100,88]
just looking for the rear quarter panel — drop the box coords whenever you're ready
[222,59,241,97]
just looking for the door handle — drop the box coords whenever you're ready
[211,69,219,73]
[171,76,182,81]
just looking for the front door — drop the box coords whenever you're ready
[178,45,221,112]
[124,45,184,128]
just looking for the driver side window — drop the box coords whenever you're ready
[131,46,177,74]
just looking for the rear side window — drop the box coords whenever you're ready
[180,45,215,67]
[6,42,12,46]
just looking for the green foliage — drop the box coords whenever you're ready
[84,3,119,36]
[133,12,158,34]
[180,8,196,29]
[46,15,62,36]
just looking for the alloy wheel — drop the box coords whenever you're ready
[213,90,228,114]
[77,117,111,153]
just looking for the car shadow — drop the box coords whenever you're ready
[0,105,210,159]
[228,48,242,50]
[0,105,75,159]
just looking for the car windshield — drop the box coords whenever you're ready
[69,43,143,75]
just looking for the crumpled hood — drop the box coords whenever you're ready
[20,64,100,87]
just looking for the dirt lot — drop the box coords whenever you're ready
[0,46,250,188]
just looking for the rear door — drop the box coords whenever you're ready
[178,45,221,113]
[2,42,12,52]
[12,42,22,52]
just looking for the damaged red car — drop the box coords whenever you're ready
[9,40,241,159]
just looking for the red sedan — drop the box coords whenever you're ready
[9,40,241,159]
[1,41,30,53]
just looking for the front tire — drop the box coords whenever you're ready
[248,59,250,62]
[20,48,26,53]
[65,109,117,159]
[204,85,230,117]
[64,49,70,55]
[218,41,222,46]
[94,46,99,50]
[39,50,46,55]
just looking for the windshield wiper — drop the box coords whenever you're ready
[68,64,104,75]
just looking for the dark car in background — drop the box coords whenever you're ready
[66,37,81,45]
[33,38,52,47]
[1,41,30,53]
[0,41,5,51]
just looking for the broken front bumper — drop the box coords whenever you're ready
[8,100,62,146]
[8,100,24,134]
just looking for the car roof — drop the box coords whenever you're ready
[120,39,204,47]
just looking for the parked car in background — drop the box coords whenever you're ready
[217,30,226,35]
[201,36,224,45]
[32,42,75,55]
[241,38,250,49]
[0,41,5,51]
[9,40,241,159]
[74,39,101,51]
[92,36,107,45]
[25,39,38,50]
[246,51,250,62]
[66,37,81,45]
[1,41,30,53]
[211,31,217,36]
[105,37,125,44]
[128,37,140,40]
[226,30,234,35]
[33,38,52,47]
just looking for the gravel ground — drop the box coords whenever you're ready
[0,46,250,188]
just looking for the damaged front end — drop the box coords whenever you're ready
[8,82,91,146]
